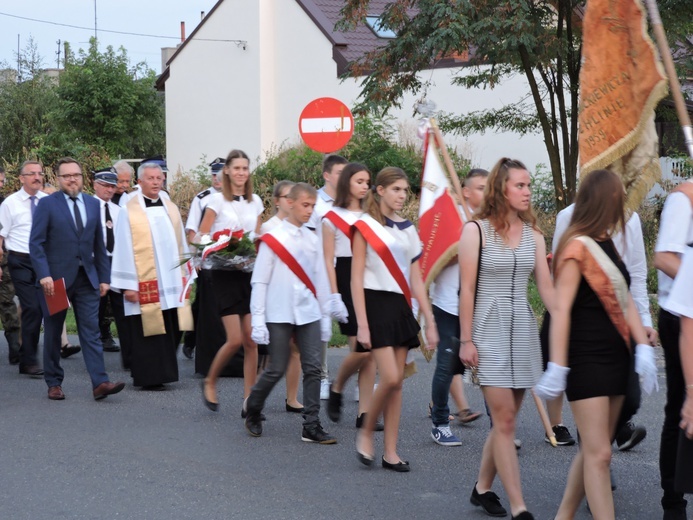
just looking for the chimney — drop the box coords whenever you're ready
[201,11,205,20]
[180,21,186,43]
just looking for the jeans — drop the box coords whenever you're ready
[431,306,459,426]
[659,309,688,512]
[247,321,322,427]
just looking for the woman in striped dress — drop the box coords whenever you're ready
[459,158,553,520]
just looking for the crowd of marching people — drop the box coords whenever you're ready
[1,149,691,520]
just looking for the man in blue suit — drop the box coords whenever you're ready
[30,157,125,401]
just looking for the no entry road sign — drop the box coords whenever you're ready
[298,97,354,153]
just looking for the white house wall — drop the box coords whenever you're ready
[166,0,262,175]
[165,0,551,175]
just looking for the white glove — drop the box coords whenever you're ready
[534,362,570,400]
[328,293,349,323]
[320,316,332,343]
[635,343,659,395]
[251,314,269,345]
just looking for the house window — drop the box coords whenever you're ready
[365,16,397,39]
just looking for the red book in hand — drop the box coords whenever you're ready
[45,278,70,316]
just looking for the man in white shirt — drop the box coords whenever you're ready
[307,154,348,399]
[181,159,224,359]
[245,183,336,443]
[93,170,131,365]
[0,161,48,376]
[546,205,658,449]
[430,169,486,447]
[185,158,224,242]
[653,180,693,520]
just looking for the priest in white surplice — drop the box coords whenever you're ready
[110,162,193,389]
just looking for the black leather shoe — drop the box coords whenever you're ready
[327,385,342,422]
[511,512,534,520]
[470,483,507,517]
[102,339,120,353]
[182,345,194,359]
[382,457,410,472]
[355,413,385,431]
[19,365,44,377]
[245,413,263,437]
[301,424,337,444]
[285,400,304,413]
[60,344,81,359]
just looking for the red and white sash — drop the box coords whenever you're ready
[258,225,317,298]
[354,214,412,306]
[557,236,630,347]
[323,207,359,240]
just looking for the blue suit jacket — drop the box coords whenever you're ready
[30,191,110,290]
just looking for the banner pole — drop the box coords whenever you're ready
[643,0,693,159]
[430,119,473,221]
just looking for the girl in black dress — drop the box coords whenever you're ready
[323,163,377,427]
[539,170,652,520]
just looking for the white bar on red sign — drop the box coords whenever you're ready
[300,117,353,133]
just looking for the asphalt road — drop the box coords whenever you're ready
[0,339,674,520]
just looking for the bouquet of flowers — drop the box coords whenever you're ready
[192,228,257,272]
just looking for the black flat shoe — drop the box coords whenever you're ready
[285,400,304,413]
[357,450,374,467]
[60,344,81,359]
[202,380,218,412]
[355,412,384,432]
[382,457,410,472]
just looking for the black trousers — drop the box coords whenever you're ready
[658,309,688,512]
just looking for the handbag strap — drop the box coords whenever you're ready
[470,220,483,304]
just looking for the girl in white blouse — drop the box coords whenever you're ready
[323,163,378,428]
[200,150,264,414]
[351,166,438,471]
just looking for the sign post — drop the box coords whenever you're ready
[298,97,354,153]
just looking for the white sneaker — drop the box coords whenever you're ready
[353,385,359,402]
[320,379,330,400]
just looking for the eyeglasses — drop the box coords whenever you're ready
[58,174,82,180]
[21,172,45,177]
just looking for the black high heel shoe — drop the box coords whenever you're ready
[201,380,218,412]
[382,457,410,472]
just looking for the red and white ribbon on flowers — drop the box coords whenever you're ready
[200,228,244,260]
[179,257,198,302]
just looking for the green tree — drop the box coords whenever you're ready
[0,37,59,162]
[56,39,165,158]
[340,0,693,209]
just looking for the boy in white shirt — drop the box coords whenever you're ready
[245,183,343,444]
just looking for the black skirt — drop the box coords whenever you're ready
[364,289,420,349]
[210,270,252,316]
[335,257,358,335]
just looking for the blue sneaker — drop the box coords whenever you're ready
[431,425,462,446]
